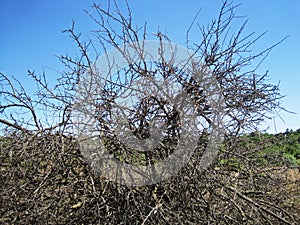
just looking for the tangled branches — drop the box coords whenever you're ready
[0,1,297,224]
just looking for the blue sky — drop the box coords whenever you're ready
[0,0,299,133]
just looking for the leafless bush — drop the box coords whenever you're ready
[1,1,298,224]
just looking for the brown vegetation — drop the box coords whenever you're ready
[1,1,298,224]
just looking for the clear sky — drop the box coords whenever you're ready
[0,0,299,133]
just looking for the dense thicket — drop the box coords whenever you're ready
[0,1,298,224]
[1,130,299,224]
